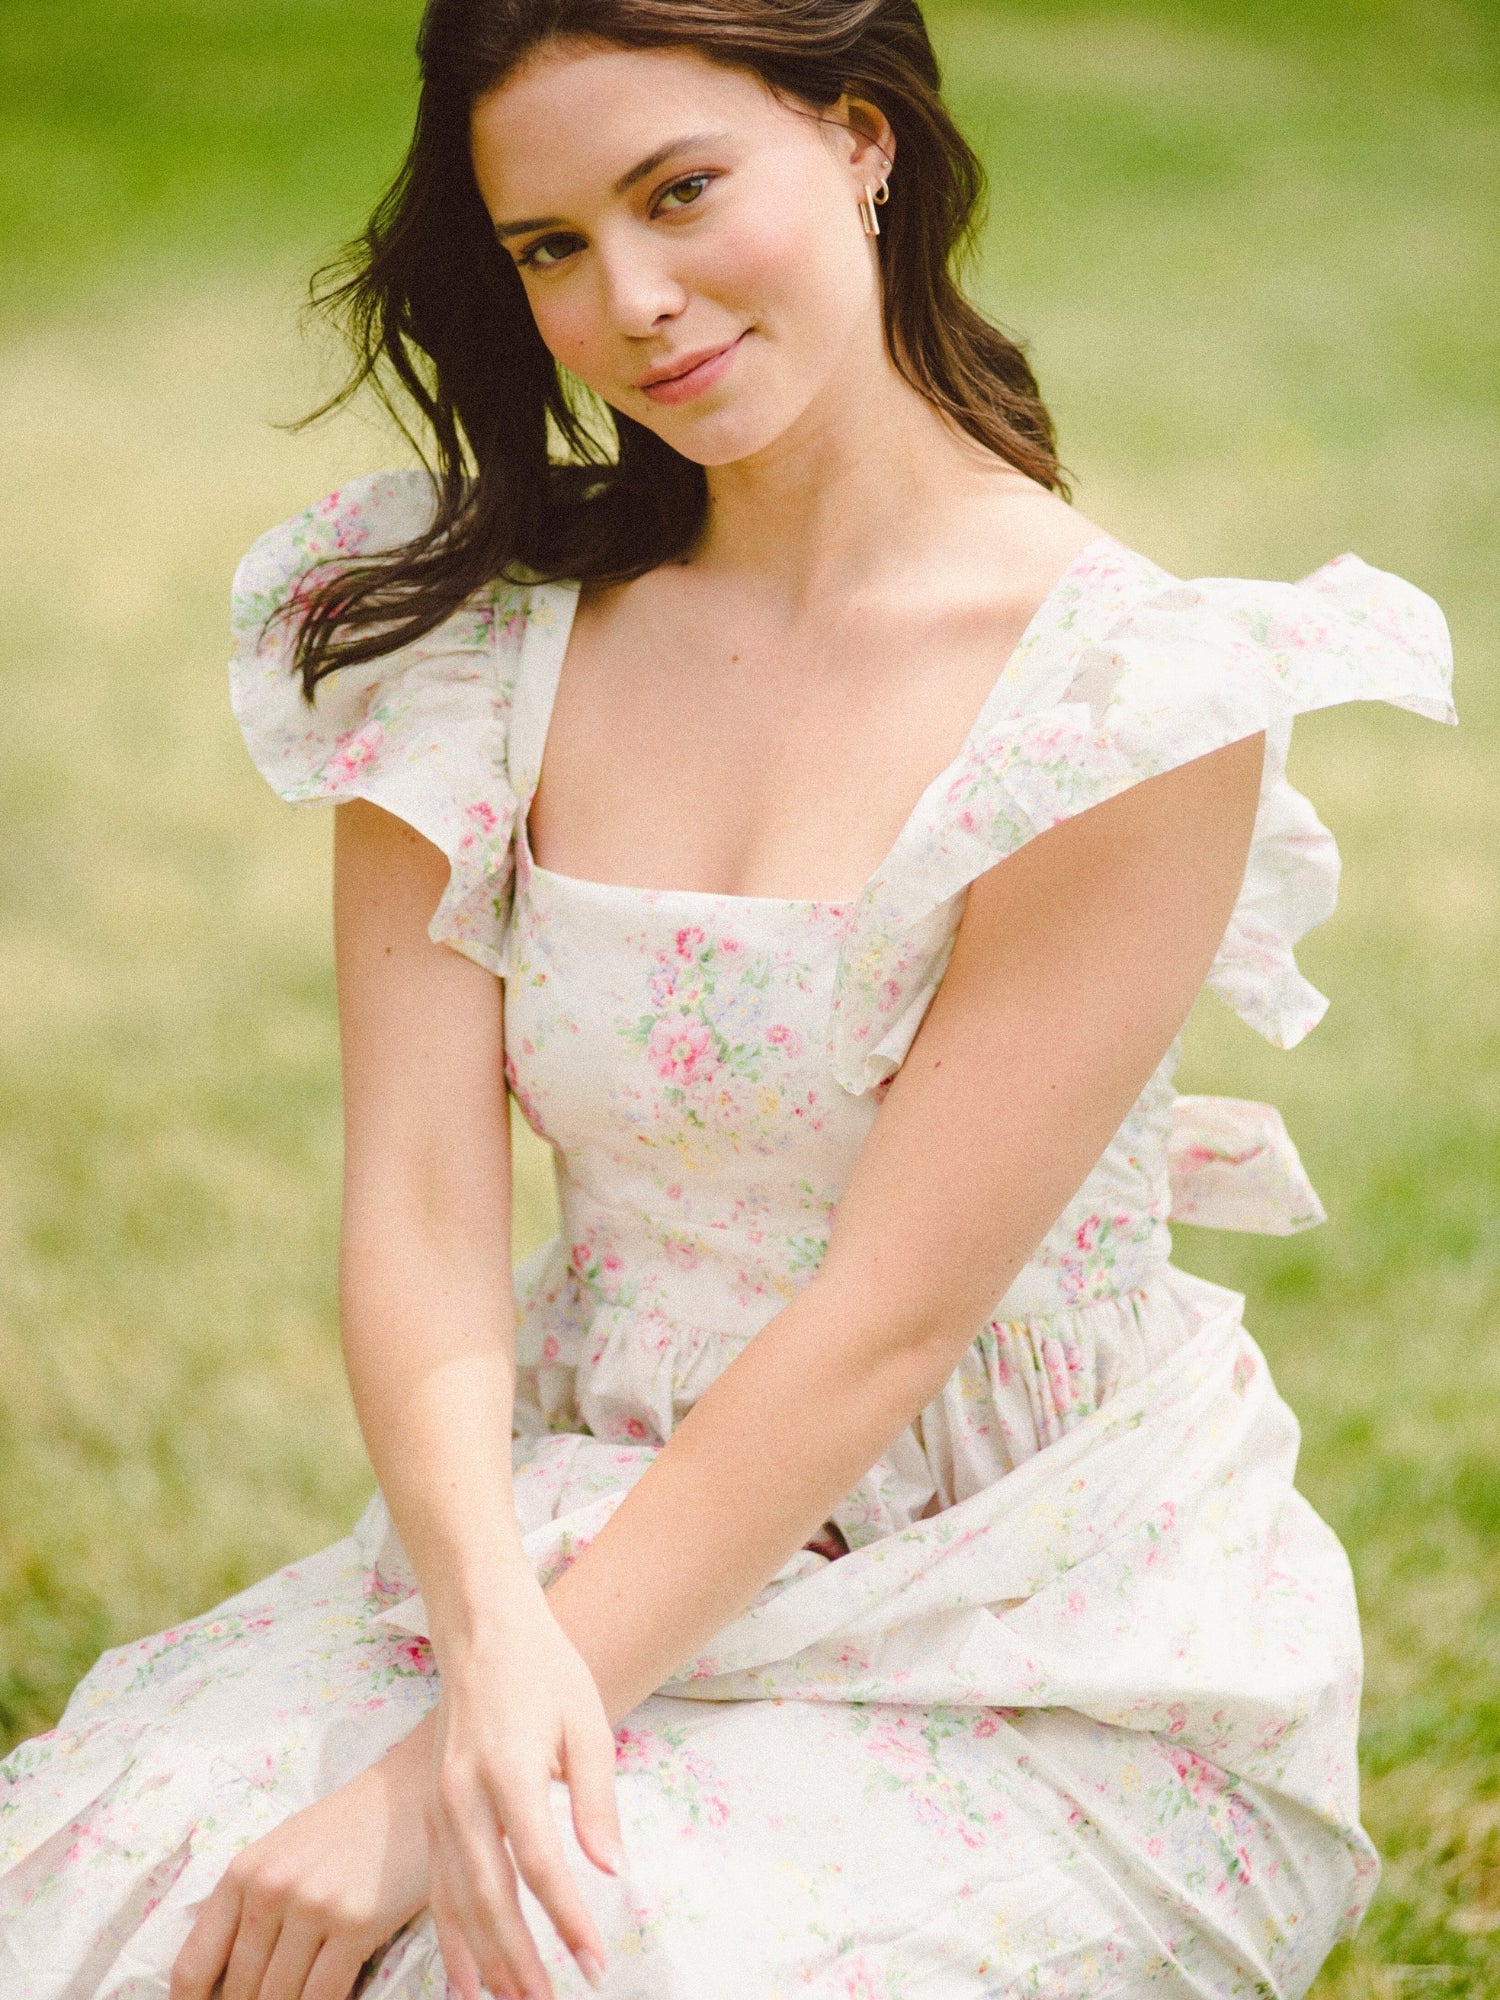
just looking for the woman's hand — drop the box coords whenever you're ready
[426,1568,624,2000]
[170,1713,434,2000]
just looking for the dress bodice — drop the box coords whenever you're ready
[504,846,1183,1471]
[229,470,1454,1538]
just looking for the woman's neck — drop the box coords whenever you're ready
[695,325,1025,612]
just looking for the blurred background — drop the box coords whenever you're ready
[0,0,1495,1989]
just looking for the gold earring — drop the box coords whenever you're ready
[859,175,890,237]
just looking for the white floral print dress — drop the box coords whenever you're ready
[0,472,1456,2000]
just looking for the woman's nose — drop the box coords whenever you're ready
[598,239,687,338]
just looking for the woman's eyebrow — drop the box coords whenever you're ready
[493,131,730,239]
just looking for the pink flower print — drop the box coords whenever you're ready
[764,1023,801,1057]
[1040,1334,1079,1418]
[863,1714,932,1787]
[315,487,370,553]
[707,1079,748,1132]
[675,925,705,960]
[1075,1214,1102,1254]
[835,1953,894,2000]
[613,1724,651,1764]
[323,722,384,791]
[648,1010,715,1084]
[467,799,498,832]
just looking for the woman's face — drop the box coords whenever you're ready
[468,43,894,466]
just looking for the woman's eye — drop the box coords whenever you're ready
[513,175,712,268]
[654,173,712,215]
[517,233,584,271]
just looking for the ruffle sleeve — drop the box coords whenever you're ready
[229,469,525,976]
[829,543,1455,1093]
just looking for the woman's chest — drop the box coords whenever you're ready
[502,867,875,1187]
[525,584,1028,904]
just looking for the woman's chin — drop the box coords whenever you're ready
[646,401,807,469]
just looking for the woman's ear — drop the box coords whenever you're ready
[834,93,896,188]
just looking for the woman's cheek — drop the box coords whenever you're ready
[697,196,870,357]
[526,291,605,383]
[696,206,810,317]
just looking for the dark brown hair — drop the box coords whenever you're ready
[289,0,1066,697]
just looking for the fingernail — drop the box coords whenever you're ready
[575,1947,606,1990]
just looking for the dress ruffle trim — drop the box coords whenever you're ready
[228,469,524,975]
[1167,1094,1326,1235]
[829,546,1455,1091]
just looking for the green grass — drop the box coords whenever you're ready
[1,2,1496,1990]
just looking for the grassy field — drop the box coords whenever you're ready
[1,1,1496,1990]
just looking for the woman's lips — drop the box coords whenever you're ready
[637,331,747,406]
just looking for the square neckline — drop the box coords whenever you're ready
[506,531,1128,912]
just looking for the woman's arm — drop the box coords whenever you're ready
[332,801,525,1650]
[546,733,1268,1723]
[175,801,620,2000]
[335,802,623,2000]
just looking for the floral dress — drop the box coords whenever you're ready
[0,472,1455,1999]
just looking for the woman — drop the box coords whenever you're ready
[0,0,1454,1995]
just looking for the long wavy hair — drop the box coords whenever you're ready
[288,0,1066,698]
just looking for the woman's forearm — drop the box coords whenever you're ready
[546,1267,959,1724]
[340,1207,532,1658]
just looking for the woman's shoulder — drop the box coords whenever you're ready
[994,522,1455,735]
[829,527,1456,1091]
[228,470,535,974]
[229,467,538,656]
[945,522,1456,931]
[229,469,535,778]
[936,483,1449,741]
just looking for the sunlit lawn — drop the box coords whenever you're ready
[1,2,1496,1991]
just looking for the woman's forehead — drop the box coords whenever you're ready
[469,43,791,204]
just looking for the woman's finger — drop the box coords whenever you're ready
[434,1791,547,2000]
[256,1908,329,2000]
[301,1935,375,2000]
[220,1882,286,2000]
[499,1772,606,1981]
[562,1711,626,1882]
[169,1877,243,2000]
[429,1855,490,2000]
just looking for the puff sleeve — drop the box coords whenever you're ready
[828,542,1455,1094]
[229,469,525,975]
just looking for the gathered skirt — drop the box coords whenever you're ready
[0,1268,1374,1999]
